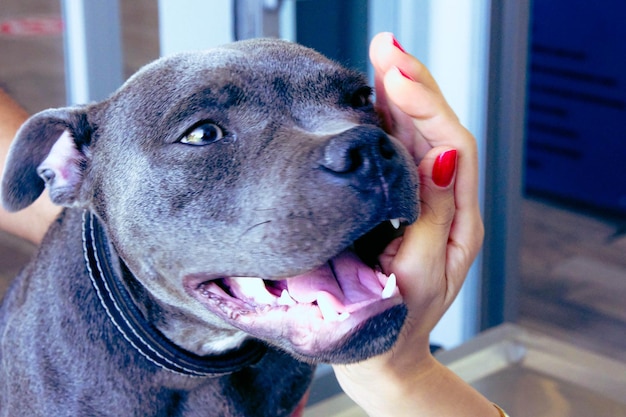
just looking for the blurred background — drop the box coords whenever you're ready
[1,1,625,415]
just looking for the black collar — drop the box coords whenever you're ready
[81,210,267,377]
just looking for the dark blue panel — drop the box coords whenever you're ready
[525,0,626,215]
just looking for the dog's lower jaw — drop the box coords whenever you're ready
[190,288,406,363]
[183,248,408,363]
[312,304,407,363]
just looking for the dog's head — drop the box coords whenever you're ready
[1,39,418,364]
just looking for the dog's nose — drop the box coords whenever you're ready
[320,125,397,189]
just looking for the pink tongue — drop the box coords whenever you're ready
[286,250,384,312]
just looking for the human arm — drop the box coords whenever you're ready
[0,89,60,244]
[331,33,498,417]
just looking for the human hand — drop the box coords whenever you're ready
[331,32,486,416]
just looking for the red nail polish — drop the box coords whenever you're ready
[392,36,406,53]
[397,67,415,81]
[432,149,457,187]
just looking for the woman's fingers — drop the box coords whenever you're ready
[370,33,454,153]
[369,32,442,102]
[370,33,483,257]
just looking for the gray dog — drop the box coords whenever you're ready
[0,39,418,416]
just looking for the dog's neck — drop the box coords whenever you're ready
[81,210,267,377]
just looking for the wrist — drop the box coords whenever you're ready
[334,354,500,417]
[333,350,439,417]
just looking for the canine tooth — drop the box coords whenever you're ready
[277,290,297,306]
[390,218,401,229]
[381,273,397,299]
[317,293,350,322]
[316,295,334,321]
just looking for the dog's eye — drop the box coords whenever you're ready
[180,123,224,145]
[349,87,373,109]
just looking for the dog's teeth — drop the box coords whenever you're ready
[381,273,397,300]
[277,290,297,306]
[200,282,226,298]
[316,294,335,321]
[390,218,401,229]
[229,277,276,305]
[316,293,350,322]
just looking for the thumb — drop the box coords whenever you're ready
[380,147,458,309]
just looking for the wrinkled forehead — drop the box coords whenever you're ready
[115,41,368,111]
[100,41,373,143]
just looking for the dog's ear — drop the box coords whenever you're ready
[1,107,93,212]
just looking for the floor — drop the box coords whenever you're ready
[1,0,625,378]
[519,198,626,362]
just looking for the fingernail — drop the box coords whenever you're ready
[432,149,457,187]
[392,35,406,53]
[396,66,415,81]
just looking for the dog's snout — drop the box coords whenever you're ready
[320,126,396,187]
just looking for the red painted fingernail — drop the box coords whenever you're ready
[432,149,457,187]
[397,67,415,81]
[392,35,406,53]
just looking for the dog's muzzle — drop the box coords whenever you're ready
[181,125,417,362]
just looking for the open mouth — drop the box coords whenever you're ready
[184,218,409,359]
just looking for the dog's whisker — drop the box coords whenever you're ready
[240,220,272,237]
